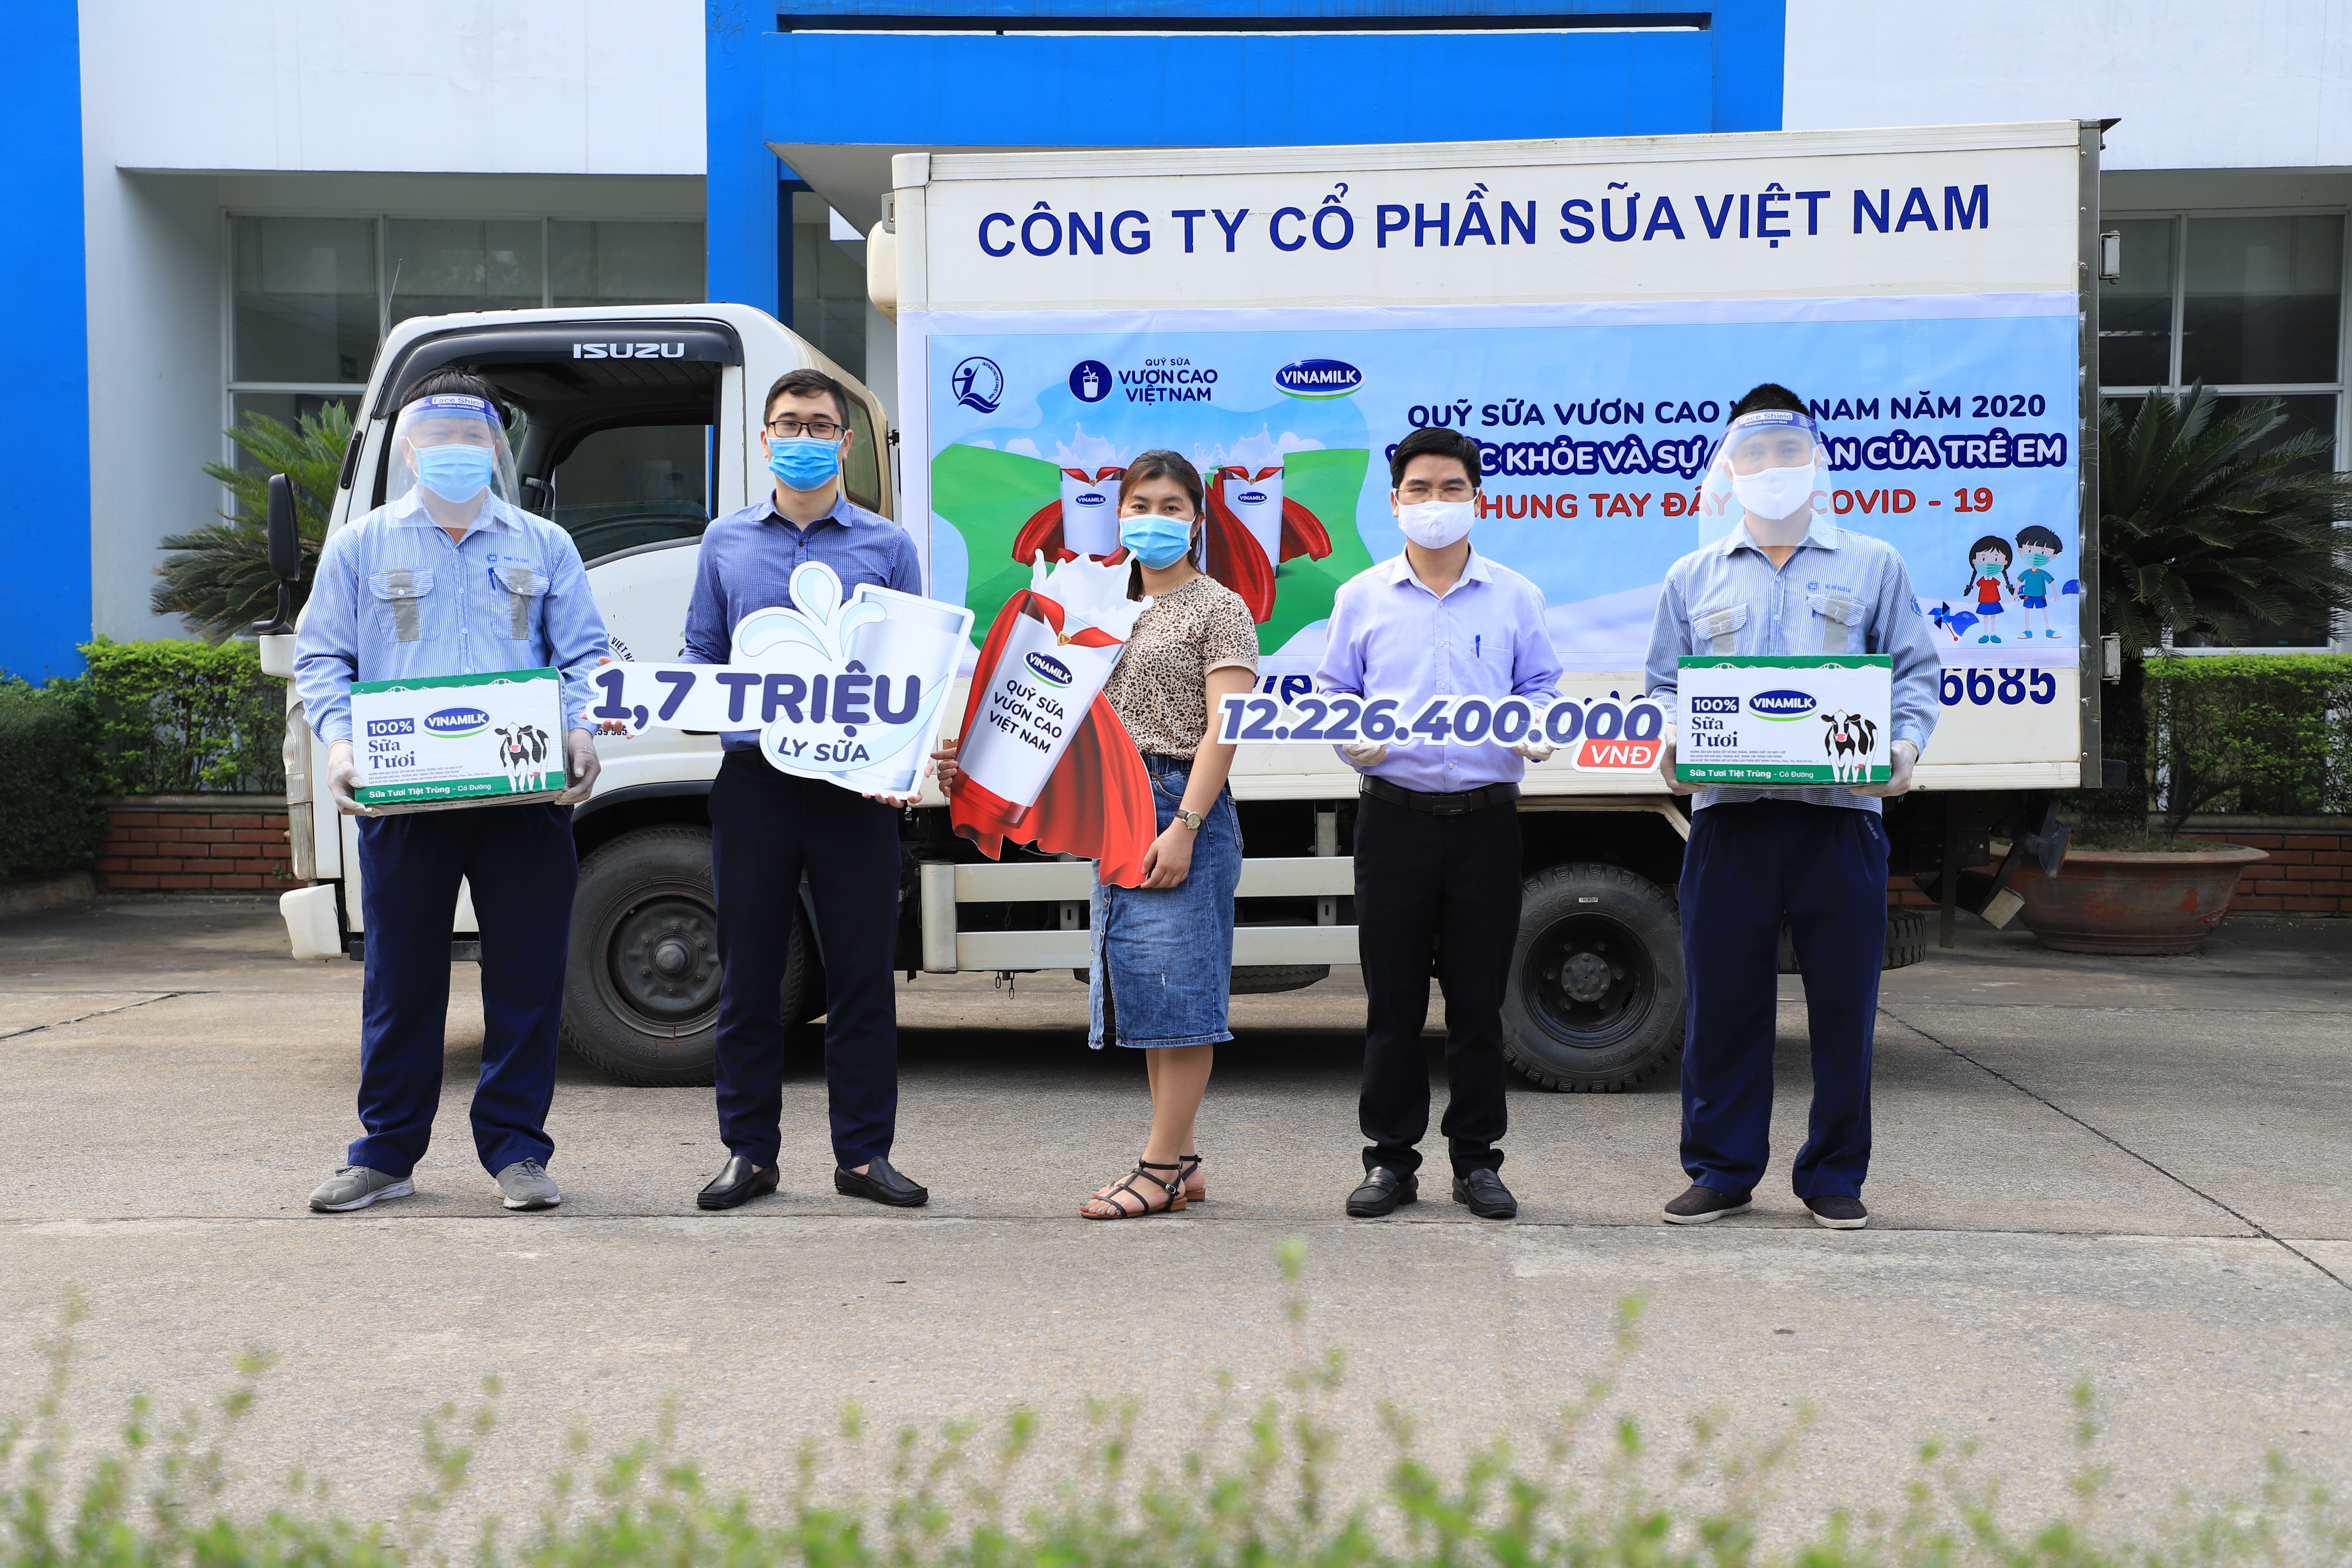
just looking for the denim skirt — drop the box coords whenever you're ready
[1088,754,1242,1049]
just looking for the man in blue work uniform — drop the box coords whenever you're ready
[1316,426,1562,1222]
[689,368,933,1211]
[296,372,610,1214]
[1646,384,1941,1231]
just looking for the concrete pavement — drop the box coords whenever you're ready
[3,894,2347,1538]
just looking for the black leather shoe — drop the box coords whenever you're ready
[1452,1168,1518,1220]
[697,1155,778,1211]
[835,1155,928,1208]
[1346,1167,1418,1217]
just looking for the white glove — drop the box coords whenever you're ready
[1340,740,1389,769]
[325,739,371,816]
[1849,738,1920,798]
[1657,727,1699,796]
[1512,740,1556,762]
[557,728,600,804]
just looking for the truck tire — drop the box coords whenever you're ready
[560,825,813,1087]
[1501,862,1684,1093]
[1776,908,1929,973]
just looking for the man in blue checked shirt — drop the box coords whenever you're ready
[1644,383,1942,1233]
[1315,426,1562,1223]
[294,372,610,1218]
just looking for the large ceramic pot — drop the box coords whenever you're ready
[2007,842,2269,955]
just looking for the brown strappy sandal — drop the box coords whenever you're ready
[1081,1158,1187,1220]
[1178,1153,1206,1205]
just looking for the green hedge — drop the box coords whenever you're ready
[79,636,285,797]
[2147,653,2352,831]
[0,678,107,880]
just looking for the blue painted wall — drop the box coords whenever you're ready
[707,1,1786,313]
[3,0,89,680]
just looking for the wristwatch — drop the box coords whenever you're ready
[1174,809,1205,831]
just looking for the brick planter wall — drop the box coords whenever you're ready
[2182,817,2352,915]
[1881,815,2350,916]
[98,796,299,892]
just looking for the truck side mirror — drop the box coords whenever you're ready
[252,472,300,635]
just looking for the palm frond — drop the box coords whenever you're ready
[153,403,354,641]
[2099,385,2352,652]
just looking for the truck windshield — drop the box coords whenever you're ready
[551,421,710,563]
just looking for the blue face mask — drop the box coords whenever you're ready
[415,443,496,502]
[1120,512,1194,570]
[769,434,842,492]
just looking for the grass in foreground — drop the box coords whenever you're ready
[5,1246,2346,1567]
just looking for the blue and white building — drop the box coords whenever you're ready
[9,0,2347,678]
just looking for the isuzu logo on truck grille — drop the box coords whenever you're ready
[572,342,688,359]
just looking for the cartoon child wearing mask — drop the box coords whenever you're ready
[1963,536,2015,645]
[2011,525,2065,640]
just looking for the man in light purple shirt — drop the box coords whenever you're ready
[1314,427,1562,1222]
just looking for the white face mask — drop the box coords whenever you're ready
[1396,499,1475,549]
[1730,462,1818,524]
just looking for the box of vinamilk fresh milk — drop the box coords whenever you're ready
[350,668,568,812]
[1675,655,1893,786]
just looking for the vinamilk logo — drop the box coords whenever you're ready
[1748,689,1819,722]
[425,706,492,738]
[1023,651,1074,687]
[1273,358,1363,400]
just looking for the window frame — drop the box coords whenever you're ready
[221,210,707,481]
[2099,205,2352,651]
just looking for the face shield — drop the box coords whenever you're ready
[1700,409,1827,530]
[386,392,521,513]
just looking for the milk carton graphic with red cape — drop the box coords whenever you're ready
[1012,466,1126,564]
[1205,462,1332,622]
[950,553,1158,887]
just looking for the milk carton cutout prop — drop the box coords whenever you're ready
[1011,466,1126,564]
[950,552,1159,886]
[585,561,971,801]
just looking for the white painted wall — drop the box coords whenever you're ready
[78,0,705,640]
[1784,0,2352,172]
[88,0,704,176]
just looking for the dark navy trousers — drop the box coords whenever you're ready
[351,803,576,1178]
[1677,799,1888,1200]
[708,751,903,1170]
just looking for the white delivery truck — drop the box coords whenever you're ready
[266,120,2108,1094]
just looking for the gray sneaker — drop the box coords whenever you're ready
[309,1165,414,1213]
[495,1159,561,1211]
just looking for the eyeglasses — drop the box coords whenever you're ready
[766,418,844,440]
[1396,478,1475,502]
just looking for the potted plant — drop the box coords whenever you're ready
[2015,386,2352,954]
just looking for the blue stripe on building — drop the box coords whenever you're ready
[706,1,1787,315]
[6,0,90,680]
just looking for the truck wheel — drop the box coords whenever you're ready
[1501,862,1684,1093]
[560,826,812,1087]
[1778,908,1930,974]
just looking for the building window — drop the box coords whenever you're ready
[225,214,704,471]
[790,191,871,382]
[2099,211,2347,647]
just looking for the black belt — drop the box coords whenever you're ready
[1359,776,1519,816]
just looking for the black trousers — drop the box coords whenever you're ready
[1353,791,1522,1178]
[708,750,904,1170]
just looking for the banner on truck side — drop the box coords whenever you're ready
[1675,655,1894,786]
[585,562,973,799]
[352,668,567,811]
